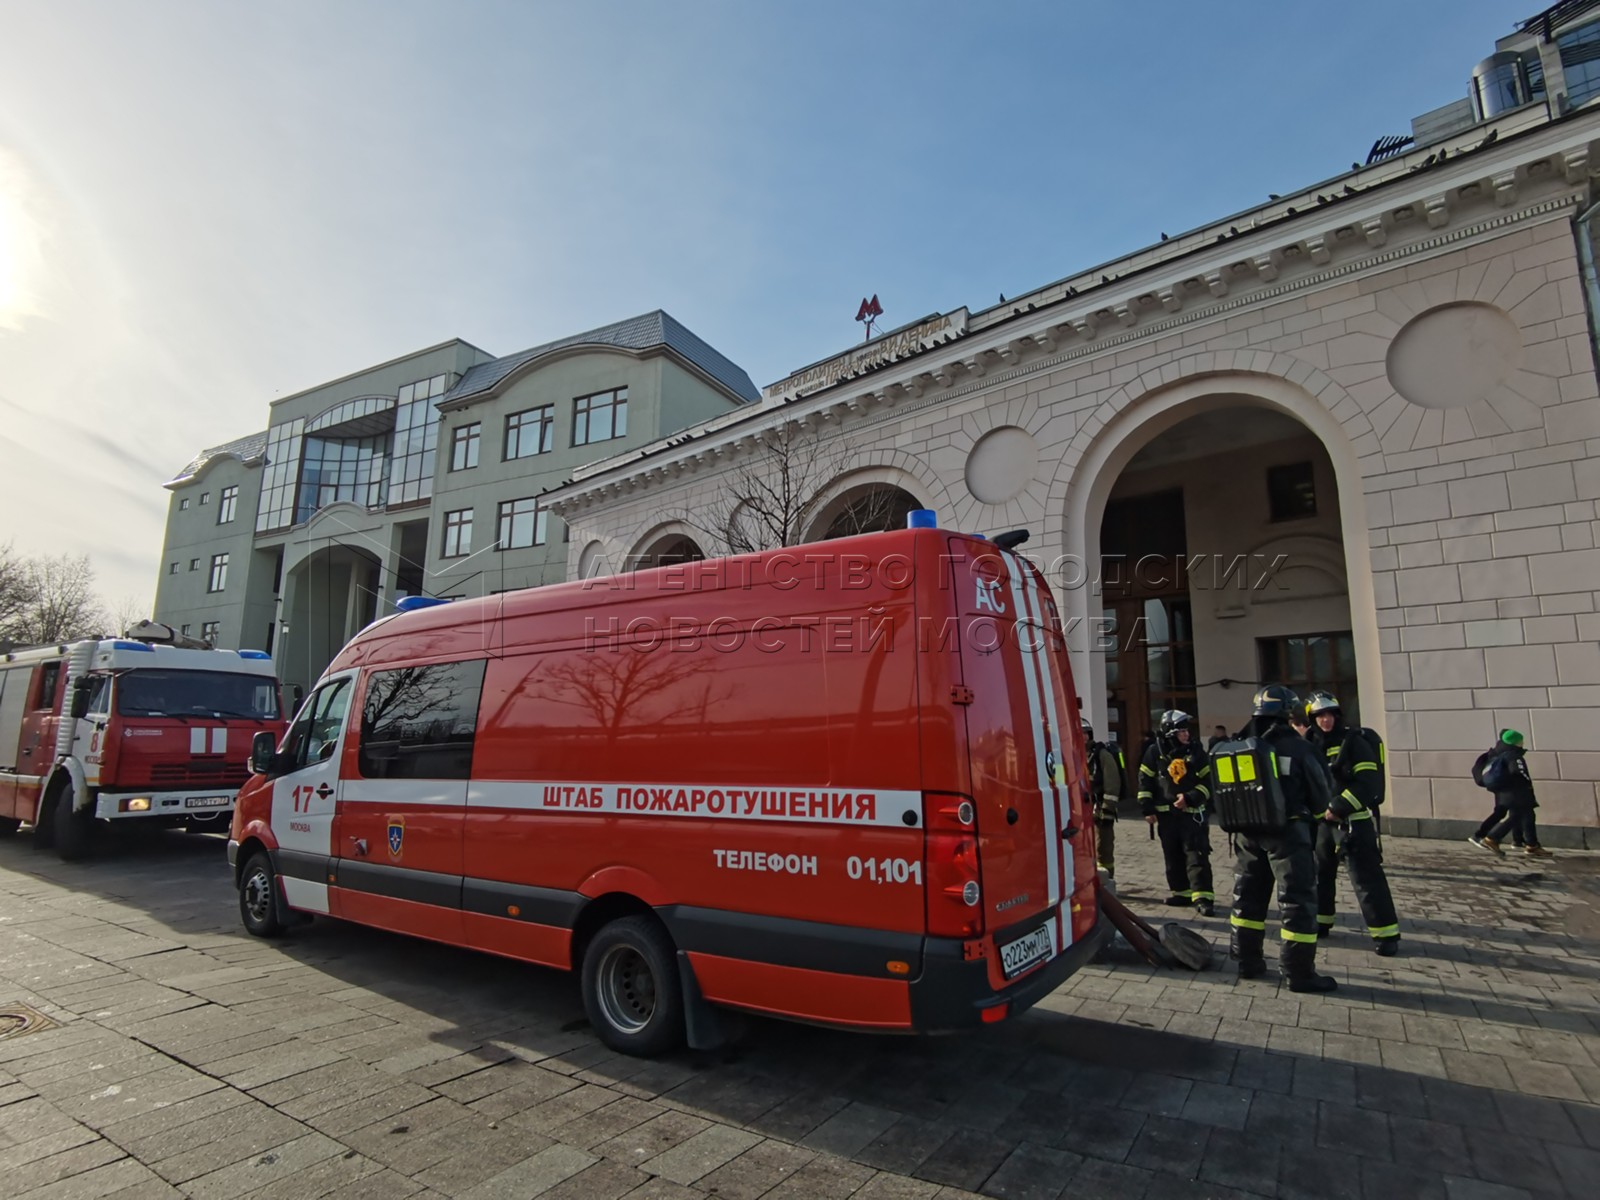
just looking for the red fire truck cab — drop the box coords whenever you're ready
[230,523,1105,1054]
[0,637,286,859]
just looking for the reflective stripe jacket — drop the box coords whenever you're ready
[1307,724,1379,821]
[1088,742,1124,817]
[1138,742,1212,815]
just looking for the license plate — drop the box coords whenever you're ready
[999,924,1055,979]
[184,796,231,809]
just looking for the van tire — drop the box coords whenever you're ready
[0,817,20,838]
[239,852,287,938]
[53,791,93,861]
[580,916,685,1056]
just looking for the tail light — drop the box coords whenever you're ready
[924,793,983,938]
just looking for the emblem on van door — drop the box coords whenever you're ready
[387,818,404,860]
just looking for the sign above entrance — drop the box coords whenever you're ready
[764,309,969,402]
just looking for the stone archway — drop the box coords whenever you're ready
[1057,370,1385,750]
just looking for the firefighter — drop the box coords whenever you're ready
[1082,718,1125,878]
[1229,685,1338,993]
[1303,692,1400,957]
[1139,710,1215,916]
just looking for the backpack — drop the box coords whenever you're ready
[1479,754,1512,792]
[1345,726,1387,807]
[1208,737,1289,834]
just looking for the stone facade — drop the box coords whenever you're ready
[550,108,1600,843]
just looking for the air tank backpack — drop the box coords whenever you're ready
[1207,737,1288,834]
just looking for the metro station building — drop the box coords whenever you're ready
[547,8,1600,846]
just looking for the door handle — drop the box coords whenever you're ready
[316,784,334,799]
[352,838,368,857]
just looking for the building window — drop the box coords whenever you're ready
[256,418,305,533]
[207,553,229,593]
[189,558,200,571]
[199,492,210,506]
[387,374,448,507]
[496,497,548,549]
[450,423,480,471]
[506,405,554,460]
[442,509,473,558]
[181,624,192,636]
[179,497,190,510]
[169,562,179,575]
[200,620,220,643]
[573,388,627,446]
[218,485,238,524]
[1267,461,1316,521]
[1258,633,1359,724]
[1560,19,1600,108]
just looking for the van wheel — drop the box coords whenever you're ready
[0,817,20,838]
[580,916,685,1056]
[54,793,93,861]
[239,852,287,938]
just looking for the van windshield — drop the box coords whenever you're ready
[115,669,280,720]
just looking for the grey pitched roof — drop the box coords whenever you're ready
[167,430,269,486]
[447,310,759,405]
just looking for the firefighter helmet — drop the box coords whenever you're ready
[1158,710,1193,738]
[1252,684,1301,720]
[1305,691,1341,719]
[1080,717,1094,740]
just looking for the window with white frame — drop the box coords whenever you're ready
[442,509,473,558]
[200,620,220,643]
[218,485,238,523]
[207,553,229,592]
[573,387,627,446]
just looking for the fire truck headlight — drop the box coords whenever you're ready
[123,797,151,812]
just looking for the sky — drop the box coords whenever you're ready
[0,0,1527,610]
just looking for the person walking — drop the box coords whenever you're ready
[1303,693,1400,957]
[1225,685,1338,993]
[1139,710,1216,916]
[1081,718,1125,878]
[1469,730,1551,858]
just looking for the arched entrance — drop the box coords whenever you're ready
[279,543,383,694]
[633,532,706,570]
[808,483,922,541]
[1060,373,1383,757]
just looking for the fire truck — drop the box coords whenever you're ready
[231,519,1106,1055]
[0,625,287,859]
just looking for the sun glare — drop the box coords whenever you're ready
[0,147,45,331]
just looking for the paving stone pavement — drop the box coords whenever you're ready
[1,826,1598,1200]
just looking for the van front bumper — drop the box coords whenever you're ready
[909,913,1107,1031]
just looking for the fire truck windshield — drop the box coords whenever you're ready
[114,669,281,720]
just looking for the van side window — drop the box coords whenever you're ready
[35,663,62,711]
[359,660,486,781]
[278,678,353,772]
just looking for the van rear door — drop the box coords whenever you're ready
[945,537,1076,974]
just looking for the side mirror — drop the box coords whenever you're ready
[69,679,92,721]
[250,730,279,777]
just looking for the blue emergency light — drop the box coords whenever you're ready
[396,595,451,613]
[237,650,271,660]
[110,640,156,651]
[907,509,938,529]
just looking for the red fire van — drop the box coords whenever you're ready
[229,523,1104,1054]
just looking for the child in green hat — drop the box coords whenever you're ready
[1469,730,1550,858]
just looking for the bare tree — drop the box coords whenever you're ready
[106,594,151,639]
[0,542,32,638]
[1,553,108,646]
[674,423,920,558]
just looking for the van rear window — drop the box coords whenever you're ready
[359,660,486,780]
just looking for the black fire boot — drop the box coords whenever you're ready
[1281,939,1337,994]
[1230,926,1266,980]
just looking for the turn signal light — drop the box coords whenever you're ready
[885,960,910,976]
